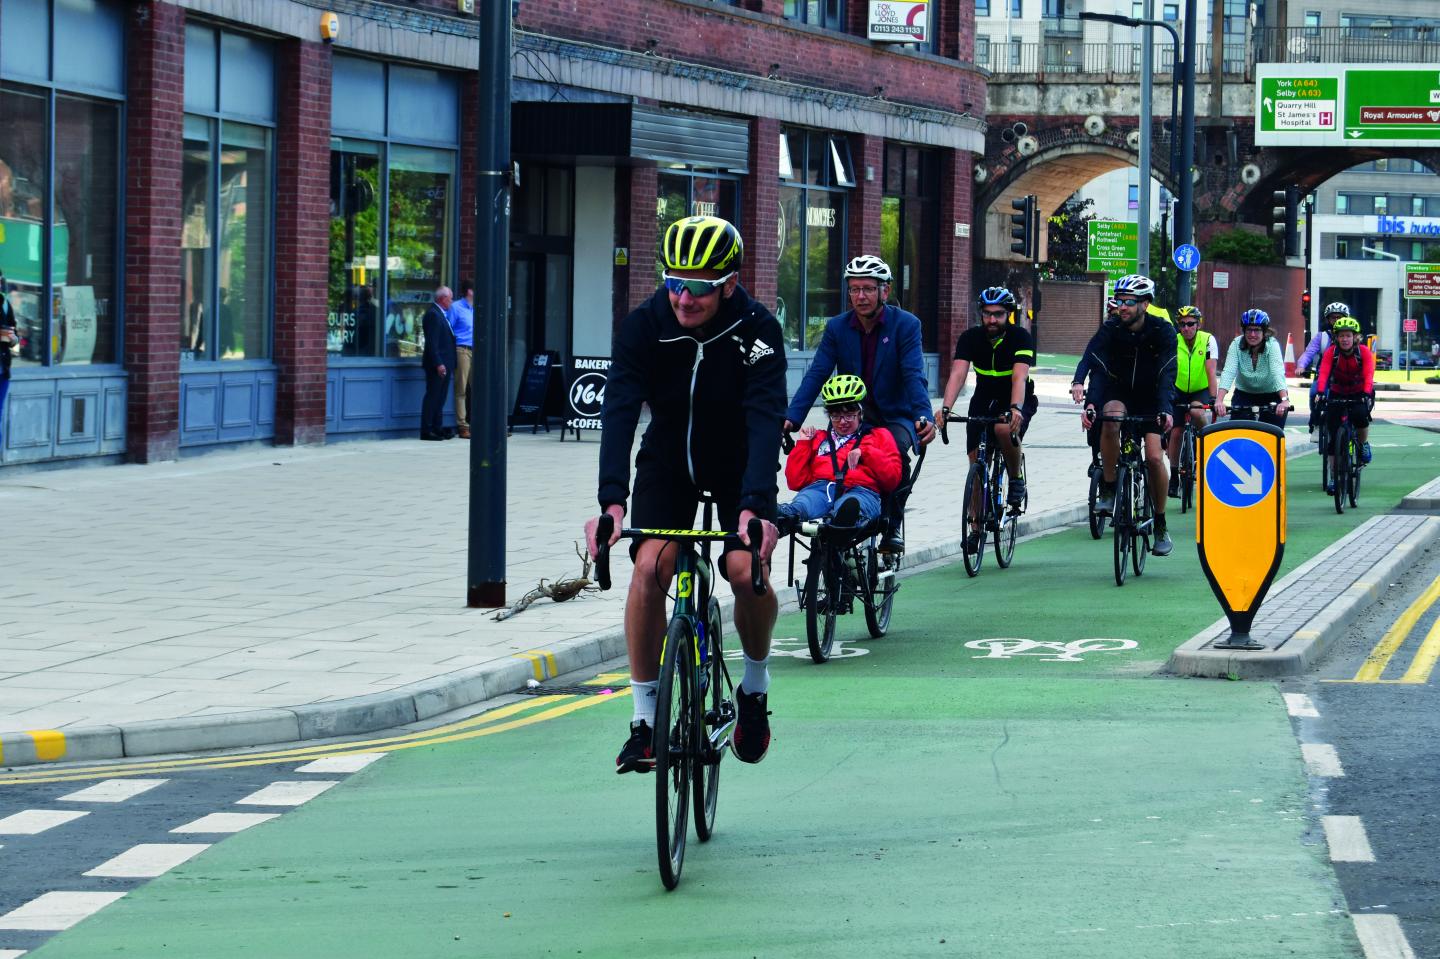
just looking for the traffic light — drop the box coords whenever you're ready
[1010,194,1037,259]
[1271,185,1300,258]
[1300,289,1312,317]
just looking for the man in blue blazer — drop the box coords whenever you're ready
[783,255,934,550]
[420,286,458,440]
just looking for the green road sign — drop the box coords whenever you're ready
[1406,262,1440,298]
[1344,69,1440,142]
[1086,221,1138,276]
[1259,76,1338,133]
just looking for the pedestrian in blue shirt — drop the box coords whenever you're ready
[449,279,475,438]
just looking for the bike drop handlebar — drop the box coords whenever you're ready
[593,515,768,597]
[939,413,1020,448]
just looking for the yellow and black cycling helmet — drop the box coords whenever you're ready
[1332,317,1362,334]
[1176,305,1203,321]
[820,374,867,409]
[661,215,744,273]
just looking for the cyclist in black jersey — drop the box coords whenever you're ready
[586,216,786,774]
[936,286,1037,506]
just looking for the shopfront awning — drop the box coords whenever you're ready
[513,103,750,173]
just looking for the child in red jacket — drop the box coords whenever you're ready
[778,375,902,531]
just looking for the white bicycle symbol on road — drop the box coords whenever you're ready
[963,638,1138,662]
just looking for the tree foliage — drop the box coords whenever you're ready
[1203,228,1280,266]
[1043,197,1096,279]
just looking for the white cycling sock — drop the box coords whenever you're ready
[631,680,658,726]
[741,654,770,696]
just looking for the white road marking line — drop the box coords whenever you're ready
[295,753,385,774]
[0,810,88,836]
[1302,743,1346,777]
[0,892,126,931]
[58,779,169,804]
[0,949,28,958]
[84,843,211,878]
[1353,914,1418,959]
[1322,815,1377,862]
[235,780,339,807]
[171,812,279,834]
[1283,693,1319,717]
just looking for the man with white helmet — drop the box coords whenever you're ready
[783,254,934,551]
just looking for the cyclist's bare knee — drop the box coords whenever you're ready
[631,539,678,594]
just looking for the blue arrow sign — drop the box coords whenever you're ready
[1207,436,1277,508]
[1173,244,1201,272]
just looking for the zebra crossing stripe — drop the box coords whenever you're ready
[0,892,126,931]
[58,779,169,803]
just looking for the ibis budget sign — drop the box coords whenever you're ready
[1196,422,1286,642]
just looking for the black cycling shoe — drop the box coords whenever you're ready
[879,531,905,552]
[731,686,771,764]
[1167,475,1180,499]
[616,720,655,774]
[1007,477,1027,507]
[832,497,861,529]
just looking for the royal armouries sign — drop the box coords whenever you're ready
[1256,65,1440,147]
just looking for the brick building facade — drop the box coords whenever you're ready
[0,0,985,470]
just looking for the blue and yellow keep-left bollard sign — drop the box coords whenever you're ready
[1196,421,1286,648]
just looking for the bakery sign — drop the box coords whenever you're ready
[867,0,928,42]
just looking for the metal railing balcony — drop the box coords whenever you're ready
[983,42,1249,79]
[1253,24,1440,64]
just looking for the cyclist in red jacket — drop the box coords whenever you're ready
[779,375,902,532]
[1315,315,1376,491]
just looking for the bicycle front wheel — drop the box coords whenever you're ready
[654,617,694,890]
[804,548,838,663]
[1132,466,1151,577]
[1333,430,1349,515]
[1179,430,1195,514]
[1349,445,1362,507]
[992,453,1017,569]
[693,597,726,842]
[962,460,987,577]
[1113,465,1131,586]
[863,542,895,638]
[1319,425,1331,493]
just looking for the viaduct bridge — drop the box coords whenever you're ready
[974,26,1440,262]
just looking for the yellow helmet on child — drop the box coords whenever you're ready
[820,374,867,408]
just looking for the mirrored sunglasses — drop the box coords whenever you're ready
[1114,297,1141,307]
[981,309,1009,318]
[663,272,735,298]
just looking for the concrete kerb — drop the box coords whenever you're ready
[0,501,1092,769]
[1399,476,1440,511]
[1169,514,1440,680]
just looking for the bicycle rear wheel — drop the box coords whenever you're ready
[1333,429,1349,515]
[1179,429,1195,514]
[863,542,895,638]
[962,461,987,577]
[991,453,1018,568]
[1113,465,1131,586]
[693,597,726,842]
[1088,467,1108,539]
[654,617,693,890]
[804,547,838,663]
[1132,466,1151,577]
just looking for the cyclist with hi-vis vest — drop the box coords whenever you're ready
[1165,305,1217,498]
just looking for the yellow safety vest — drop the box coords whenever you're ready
[1175,330,1213,393]
[1147,304,1173,326]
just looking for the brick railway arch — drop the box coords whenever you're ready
[974,130,1178,263]
[1223,146,1440,226]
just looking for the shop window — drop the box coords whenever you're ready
[182,26,275,362]
[784,0,845,30]
[655,169,740,284]
[1335,194,1349,214]
[880,145,940,349]
[327,56,460,359]
[776,129,852,351]
[976,0,990,14]
[0,0,124,369]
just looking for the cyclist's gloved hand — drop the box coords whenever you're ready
[584,503,625,558]
[782,419,799,435]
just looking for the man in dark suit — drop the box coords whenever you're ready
[783,255,934,550]
[420,286,457,440]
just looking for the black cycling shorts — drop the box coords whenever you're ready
[629,460,745,578]
[967,394,1038,453]
[1175,388,1214,410]
[1097,387,1165,435]
[1323,396,1371,432]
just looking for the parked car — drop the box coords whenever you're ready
[1375,349,1393,371]
[1400,350,1435,369]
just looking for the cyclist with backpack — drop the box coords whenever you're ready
[1315,315,1377,490]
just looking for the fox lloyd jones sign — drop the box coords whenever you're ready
[868,0,928,42]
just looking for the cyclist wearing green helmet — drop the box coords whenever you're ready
[587,215,786,773]
[1316,315,1376,484]
[778,374,902,532]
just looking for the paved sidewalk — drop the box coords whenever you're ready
[0,373,1326,765]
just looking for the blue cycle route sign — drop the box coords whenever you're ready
[1173,243,1201,272]
[1206,436,1277,508]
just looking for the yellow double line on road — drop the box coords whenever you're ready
[0,674,631,786]
[1327,575,1440,684]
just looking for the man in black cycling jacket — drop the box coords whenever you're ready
[586,215,786,774]
[1078,273,1178,556]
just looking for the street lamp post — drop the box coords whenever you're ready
[1080,10,1181,281]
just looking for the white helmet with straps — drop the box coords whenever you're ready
[844,255,893,282]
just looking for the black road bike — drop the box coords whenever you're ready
[594,510,765,890]
[1170,402,1212,514]
[1326,396,1367,513]
[941,414,1027,577]
[1098,414,1156,587]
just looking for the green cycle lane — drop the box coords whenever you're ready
[31,426,1440,959]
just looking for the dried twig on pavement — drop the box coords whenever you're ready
[492,542,601,621]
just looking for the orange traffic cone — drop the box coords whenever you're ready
[1283,333,1297,377]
